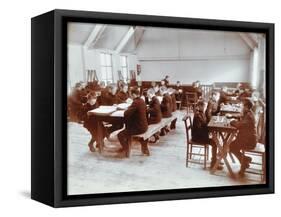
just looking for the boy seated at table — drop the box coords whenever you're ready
[192,101,222,170]
[97,84,117,106]
[160,93,172,135]
[168,88,177,129]
[159,80,168,95]
[191,80,202,99]
[219,86,230,105]
[229,98,257,176]
[205,91,221,123]
[117,87,149,157]
[116,83,129,103]
[147,96,162,125]
[147,96,162,142]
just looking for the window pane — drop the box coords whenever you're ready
[107,67,113,80]
[122,68,128,78]
[120,56,126,67]
[106,54,112,66]
[100,53,105,65]
[101,67,107,80]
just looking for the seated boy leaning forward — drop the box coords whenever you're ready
[205,91,220,123]
[229,98,257,177]
[147,96,162,142]
[117,87,149,157]
[160,93,173,135]
[192,101,223,170]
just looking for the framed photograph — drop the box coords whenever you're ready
[31,9,274,207]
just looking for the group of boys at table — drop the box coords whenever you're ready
[192,89,258,177]
[81,79,179,157]
[70,78,260,177]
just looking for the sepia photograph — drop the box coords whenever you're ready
[67,22,267,196]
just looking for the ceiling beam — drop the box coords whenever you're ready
[239,33,258,50]
[84,24,106,48]
[134,27,145,49]
[115,27,135,53]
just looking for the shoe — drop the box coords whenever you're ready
[88,140,96,152]
[88,144,95,152]
[210,161,223,170]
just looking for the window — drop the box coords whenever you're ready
[120,55,128,81]
[100,52,113,84]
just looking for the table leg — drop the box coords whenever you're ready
[96,117,104,154]
[210,132,236,178]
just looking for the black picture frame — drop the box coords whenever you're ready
[31,9,274,207]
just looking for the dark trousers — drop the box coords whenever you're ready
[84,116,106,145]
[117,129,132,150]
[229,140,255,164]
[230,141,244,163]
[107,121,123,135]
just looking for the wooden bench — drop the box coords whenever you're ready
[127,112,178,157]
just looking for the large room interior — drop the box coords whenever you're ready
[67,22,266,195]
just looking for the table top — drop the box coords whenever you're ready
[220,103,242,114]
[208,116,237,132]
[87,103,132,117]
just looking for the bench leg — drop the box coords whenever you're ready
[160,128,166,136]
[140,139,150,156]
[125,137,132,158]
[170,118,177,129]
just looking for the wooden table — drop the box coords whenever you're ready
[88,105,127,153]
[220,103,242,117]
[208,116,238,177]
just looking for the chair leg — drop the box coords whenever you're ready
[126,137,132,158]
[186,143,189,167]
[262,153,266,183]
[229,153,236,164]
[204,145,207,169]
[189,144,193,159]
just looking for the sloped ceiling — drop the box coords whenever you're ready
[93,25,130,50]
[68,22,256,57]
[68,22,95,45]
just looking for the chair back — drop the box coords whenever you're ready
[182,115,192,144]
[186,92,198,104]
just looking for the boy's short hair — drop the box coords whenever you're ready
[197,101,205,108]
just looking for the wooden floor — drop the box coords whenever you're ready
[67,110,262,195]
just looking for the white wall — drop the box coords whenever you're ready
[137,28,251,84]
[250,35,266,92]
[140,59,250,84]
[67,44,85,89]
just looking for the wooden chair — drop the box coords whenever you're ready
[243,143,266,183]
[182,115,209,169]
[185,92,198,113]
